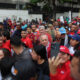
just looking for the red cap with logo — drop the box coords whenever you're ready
[60,46,70,55]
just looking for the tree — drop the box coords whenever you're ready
[30,0,56,18]
[30,0,43,4]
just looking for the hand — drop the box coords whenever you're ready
[48,55,62,74]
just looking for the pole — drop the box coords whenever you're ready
[16,0,20,10]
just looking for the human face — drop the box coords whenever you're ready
[21,31,27,38]
[71,25,76,32]
[32,25,36,32]
[66,29,69,35]
[70,57,80,80]
[56,28,59,31]
[16,25,21,29]
[56,33,61,39]
[39,28,45,35]
[70,39,79,47]
[30,49,38,61]
[49,26,53,30]
[0,36,3,46]
[40,36,48,46]
[61,34,65,39]
[2,35,6,41]
[0,50,4,60]
[55,22,58,26]
[69,23,72,28]
[56,31,61,39]
[27,28,31,33]
[58,52,70,64]
[0,25,3,29]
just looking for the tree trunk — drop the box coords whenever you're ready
[52,0,56,19]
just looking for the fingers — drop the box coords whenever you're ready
[57,58,63,66]
[48,56,55,68]
[52,56,55,63]
[54,55,60,65]
[49,55,62,68]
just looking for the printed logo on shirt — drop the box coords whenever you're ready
[61,71,64,74]
[11,66,18,76]
[24,42,26,44]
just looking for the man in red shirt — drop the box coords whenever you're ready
[49,46,73,80]
[0,32,11,53]
[69,25,76,36]
[2,31,11,48]
[26,27,35,43]
[21,29,33,48]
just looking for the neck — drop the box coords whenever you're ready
[70,45,75,47]
[15,46,24,55]
[22,37,26,39]
[37,59,45,64]
[28,32,31,34]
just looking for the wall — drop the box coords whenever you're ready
[0,0,30,3]
[56,12,79,20]
[0,9,42,22]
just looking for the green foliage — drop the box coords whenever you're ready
[30,0,53,13]
[42,3,52,13]
[30,0,43,3]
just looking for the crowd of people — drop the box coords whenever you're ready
[0,16,80,80]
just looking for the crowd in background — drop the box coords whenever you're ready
[0,16,80,80]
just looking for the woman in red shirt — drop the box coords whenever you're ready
[49,46,74,80]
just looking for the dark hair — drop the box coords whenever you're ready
[74,50,80,73]
[2,48,11,57]
[27,26,31,29]
[10,36,22,47]
[68,38,80,51]
[32,24,37,28]
[0,22,4,26]
[0,48,15,77]
[33,45,47,60]
[74,42,80,51]
[74,50,80,58]
[15,59,37,80]
[2,30,10,40]
[21,29,26,31]
[0,32,3,37]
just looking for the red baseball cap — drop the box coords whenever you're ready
[60,46,70,55]
[69,32,75,36]
[78,18,80,20]
[77,29,80,34]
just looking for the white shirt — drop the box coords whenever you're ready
[69,46,75,55]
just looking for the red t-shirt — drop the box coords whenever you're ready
[50,61,74,80]
[21,37,33,48]
[27,33,35,43]
[3,40,11,52]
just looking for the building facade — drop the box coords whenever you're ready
[0,0,30,9]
